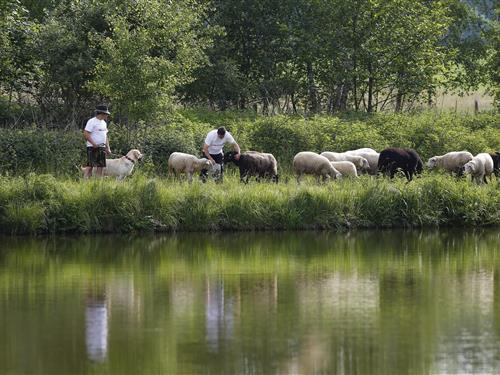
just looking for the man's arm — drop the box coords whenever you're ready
[105,136,111,154]
[232,142,241,160]
[84,130,97,148]
[232,142,240,154]
[203,143,215,163]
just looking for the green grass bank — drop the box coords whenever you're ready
[0,174,498,234]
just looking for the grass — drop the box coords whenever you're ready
[0,172,498,234]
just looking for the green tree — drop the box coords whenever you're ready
[0,0,38,109]
[89,0,215,124]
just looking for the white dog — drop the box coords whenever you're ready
[82,149,143,180]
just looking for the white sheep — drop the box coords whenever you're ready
[321,152,370,172]
[330,161,358,178]
[348,148,378,154]
[463,153,494,185]
[293,152,341,184]
[427,151,473,175]
[168,152,213,183]
[344,149,380,175]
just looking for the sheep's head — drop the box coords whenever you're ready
[416,158,424,174]
[201,158,213,168]
[361,158,370,171]
[427,157,437,169]
[463,161,475,175]
[329,164,342,179]
[223,151,237,164]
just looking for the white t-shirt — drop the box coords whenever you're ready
[84,117,108,147]
[204,129,235,155]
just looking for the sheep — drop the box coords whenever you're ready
[224,151,279,183]
[320,152,370,173]
[489,152,500,177]
[343,149,380,175]
[330,161,358,178]
[168,152,213,183]
[378,147,423,182]
[463,153,494,184]
[427,151,473,176]
[347,148,378,154]
[293,152,341,184]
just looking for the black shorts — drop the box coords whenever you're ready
[86,146,106,167]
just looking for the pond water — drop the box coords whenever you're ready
[1,229,500,375]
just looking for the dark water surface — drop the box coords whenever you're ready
[1,229,500,375]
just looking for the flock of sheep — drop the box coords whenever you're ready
[167,148,500,185]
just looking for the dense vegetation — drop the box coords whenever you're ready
[0,0,498,128]
[0,110,498,176]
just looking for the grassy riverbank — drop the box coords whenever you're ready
[0,174,498,234]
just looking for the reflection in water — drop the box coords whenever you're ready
[0,229,499,374]
[85,291,109,363]
[205,279,235,352]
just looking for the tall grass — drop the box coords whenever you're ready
[0,173,498,234]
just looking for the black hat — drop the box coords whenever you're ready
[95,104,111,115]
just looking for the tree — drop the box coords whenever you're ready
[89,0,215,124]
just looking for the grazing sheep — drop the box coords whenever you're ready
[293,152,341,184]
[321,152,370,172]
[224,151,279,183]
[348,148,378,154]
[378,147,423,182]
[168,152,213,183]
[489,152,500,177]
[463,153,494,184]
[344,149,380,175]
[330,161,358,178]
[427,151,473,176]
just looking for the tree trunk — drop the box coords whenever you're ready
[291,92,297,115]
[367,61,374,113]
[307,61,319,114]
[395,91,404,112]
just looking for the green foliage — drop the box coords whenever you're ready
[0,111,498,176]
[0,173,498,234]
[89,0,216,123]
[1,0,498,123]
[0,129,83,174]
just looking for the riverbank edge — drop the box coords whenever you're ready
[1,174,498,235]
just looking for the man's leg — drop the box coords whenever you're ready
[84,167,93,179]
[84,147,94,179]
[94,147,106,178]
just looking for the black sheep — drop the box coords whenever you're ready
[489,152,500,177]
[224,151,279,183]
[378,147,423,182]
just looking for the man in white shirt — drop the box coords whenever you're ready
[202,126,240,182]
[83,105,111,178]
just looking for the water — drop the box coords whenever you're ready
[1,229,499,375]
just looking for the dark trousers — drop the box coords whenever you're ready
[200,153,224,182]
